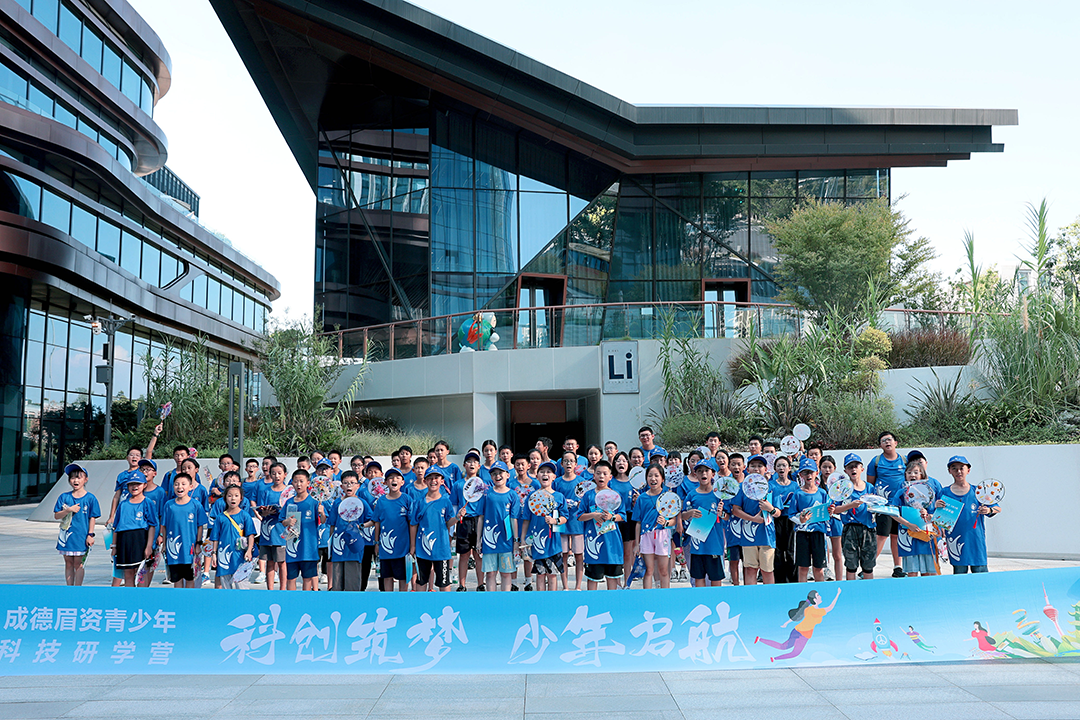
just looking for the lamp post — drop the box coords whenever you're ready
[88,314,134,448]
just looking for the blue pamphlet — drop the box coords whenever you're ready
[685,510,717,542]
[933,495,963,532]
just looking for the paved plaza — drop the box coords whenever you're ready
[3,505,1080,719]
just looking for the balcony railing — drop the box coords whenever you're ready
[320,301,978,363]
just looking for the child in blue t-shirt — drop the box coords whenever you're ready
[242,459,262,509]
[789,458,829,583]
[509,454,539,589]
[680,458,727,587]
[410,467,460,591]
[937,456,1000,573]
[159,472,208,588]
[829,454,877,580]
[770,455,798,584]
[635,463,674,588]
[576,460,624,590]
[326,471,369,592]
[451,451,486,591]
[254,463,288,590]
[369,470,413,591]
[522,461,568,591]
[730,455,781,586]
[54,464,100,586]
[895,461,939,577]
[281,470,323,591]
[818,455,844,583]
[212,485,256,588]
[111,473,158,587]
[477,461,521,591]
[554,452,585,591]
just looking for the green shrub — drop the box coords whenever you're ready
[888,328,972,368]
[807,393,895,449]
[855,326,892,360]
[655,412,764,451]
[341,429,443,456]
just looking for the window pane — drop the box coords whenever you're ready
[245,296,255,330]
[847,169,889,198]
[12,174,41,220]
[121,61,140,105]
[54,101,76,129]
[44,344,66,389]
[750,171,796,198]
[40,189,70,234]
[58,4,81,54]
[119,230,141,276]
[140,243,160,285]
[69,204,96,249]
[206,278,220,314]
[704,172,748,198]
[81,25,102,73]
[519,191,568,271]
[430,145,473,189]
[431,273,473,316]
[750,198,794,274]
[0,63,27,103]
[160,252,178,285]
[28,83,53,116]
[46,314,67,346]
[101,45,121,88]
[32,0,59,34]
[798,171,844,200]
[220,285,233,320]
[192,274,206,307]
[179,279,192,302]
[232,288,243,322]
[96,219,119,262]
[610,187,652,282]
[475,190,516,274]
[24,339,43,388]
[140,80,153,113]
[431,188,473,272]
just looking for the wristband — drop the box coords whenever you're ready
[87,532,95,537]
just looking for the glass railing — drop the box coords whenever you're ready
[323,302,980,362]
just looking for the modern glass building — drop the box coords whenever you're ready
[213,0,1013,340]
[0,0,279,502]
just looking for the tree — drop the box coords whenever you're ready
[1051,213,1080,299]
[766,198,940,322]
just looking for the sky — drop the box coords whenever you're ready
[127,0,1080,321]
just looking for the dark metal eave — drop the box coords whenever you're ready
[212,0,1018,190]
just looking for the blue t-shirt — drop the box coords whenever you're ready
[789,487,830,534]
[161,498,208,565]
[404,480,429,505]
[354,486,378,547]
[451,475,486,517]
[479,489,520,554]
[162,468,180,500]
[326,496,369,562]
[897,478,942,557]
[523,490,567,560]
[114,468,142,495]
[374,493,413,560]
[113,497,159,532]
[402,470,418,488]
[410,493,455,562]
[211,509,255,575]
[868,453,907,504]
[683,489,725,556]
[578,489,623,565]
[633,491,667,534]
[837,485,876,528]
[553,477,585,535]
[941,485,996,567]
[241,480,262,507]
[282,495,320,563]
[769,479,798,516]
[187,482,210,511]
[436,462,463,486]
[607,478,636,523]
[729,487,776,548]
[54,491,100,553]
[256,486,286,545]
[318,499,333,549]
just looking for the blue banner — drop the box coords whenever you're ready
[0,568,1077,674]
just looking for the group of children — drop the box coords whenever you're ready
[53,427,1001,591]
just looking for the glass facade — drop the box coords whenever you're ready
[315,96,888,334]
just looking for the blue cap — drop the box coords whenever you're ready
[137,458,157,471]
[650,447,668,458]
[538,460,559,474]
[798,457,818,473]
[464,451,481,463]
[843,453,863,468]
[125,470,148,485]
[316,458,332,468]
[365,460,382,472]
[424,466,446,479]
[384,468,403,479]
[64,463,86,477]
[906,449,926,464]
[746,454,767,467]
[947,455,971,467]
[695,457,719,473]
[490,460,510,474]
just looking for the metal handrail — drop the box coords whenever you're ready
[320,300,981,362]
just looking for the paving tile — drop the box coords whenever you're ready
[62,698,233,717]
[683,707,847,720]
[989,701,1080,719]
[370,697,524,715]
[0,676,128,688]
[98,684,246,700]
[383,674,525,698]
[251,673,391,686]
[0,701,82,720]
[528,713,684,720]
[0,687,106,703]
[218,698,377,715]
[965,684,1080,702]
[793,663,951,689]
[819,686,981,705]
[115,674,257,687]
[931,664,1080,686]
[835,701,1012,720]
[525,672,667,697]
[526,694,678,713]
[234,684,385,701]
[663,669,811,693]
[674,691,829,710]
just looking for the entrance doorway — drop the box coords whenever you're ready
[515,275,566,349]
[703,279,750,338]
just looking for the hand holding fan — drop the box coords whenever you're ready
[714,475,740,501]
[159,401,173,421]
[574,480,595,498]
[528,491,557,539]
[860,493,887,507]
[656,491,682,521]
[135,550,159,586]
[368,477,388,498]
[233,558,256,585]
[462,477,487,503]
[828,475,854,503]
[629,466,647,490]
[762,452,777,474]
[780,435,801,455]
[337,496,364,523]
[903,482,933,510]
[975,479,1005,505]
[310,477,336,503]
[594,488,621,516]
[742,473,771,524]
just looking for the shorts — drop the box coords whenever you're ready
[902,554,936,574]
[218,574,237,589]
[639,528,671,556]
[875,514,899,537]
[114,528,149,568]
[416,558,452,588]
[260,544,286,563]
[952,565,988,574]
[842,524,877,573]
[532,554,564,576]
[455,516,479,553]
[618,521,637,543]
[726,545,742,562]
[331,560,361,591]
[482,551,517,573]
[795,531,827,569]
[584,563,622,581]
[286,560,318,580]
[380,556,407,581]
[59,549,86,557]
[689,553,725,582]
[742,545,775,572]
[166,563,195,583]
[560,534,584,555]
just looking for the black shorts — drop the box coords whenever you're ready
[166,563,194,583]
[584,563,622,581]
[690,553,725,582]
[875,514,899,537]
[727,545,742,562]
[380,556,407,581]
[114,528,149,568]
[416,558,452,588]
[795,531,827,569]
[330,561,361,591]
[532,554,564,576]
[455,516,479,553]
[618,521,637,543]
[286,560,318,580]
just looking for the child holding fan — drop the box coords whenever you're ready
[54,464,100,586]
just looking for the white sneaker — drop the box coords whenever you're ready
[251,571,265,584]
[824,567,835,581]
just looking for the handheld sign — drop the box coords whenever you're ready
[933,495,964,533]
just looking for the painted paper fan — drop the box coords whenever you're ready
[595,489,622,514]
[975,479,1005,505]
[741,473,770,501]
[656,491,682,520]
